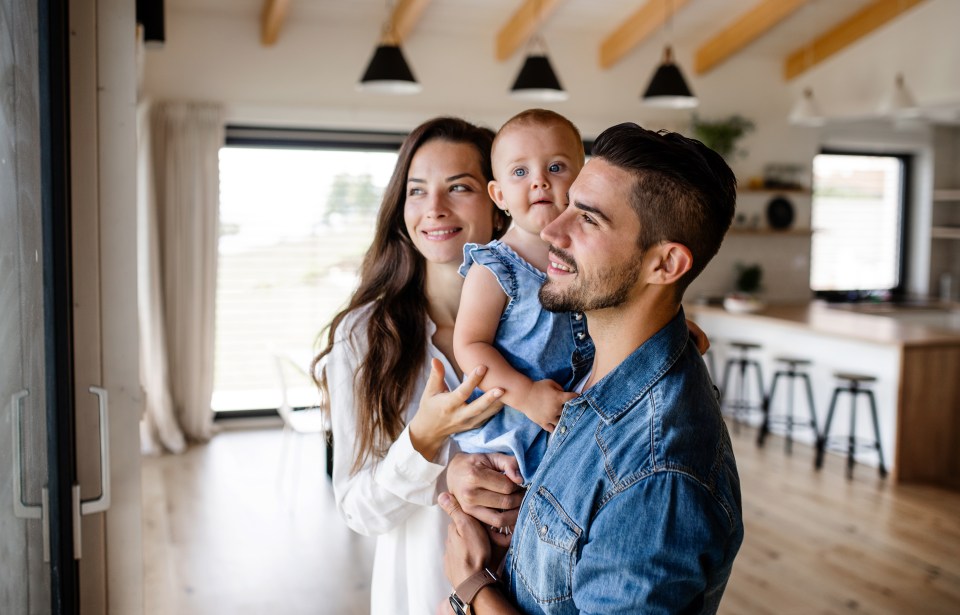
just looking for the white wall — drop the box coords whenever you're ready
[142,0,960,301]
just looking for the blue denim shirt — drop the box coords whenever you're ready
[504,309,743,614]
[454,241,595,481]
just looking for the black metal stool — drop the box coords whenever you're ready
[815,372,888,479]
[719,341,765,434]
[758,356,819,453]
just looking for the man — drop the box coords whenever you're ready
[441,122,744,614]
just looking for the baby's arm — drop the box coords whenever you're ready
[454,265,574,432]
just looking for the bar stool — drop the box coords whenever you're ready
[757,356,819,453]
[815,372,888,479]
[719,341,765,434]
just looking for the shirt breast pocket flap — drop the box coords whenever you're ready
[529,487,580,552]
[514,487,581,604]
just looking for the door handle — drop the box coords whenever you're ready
[11,389,51,562]
[72,386,112,559]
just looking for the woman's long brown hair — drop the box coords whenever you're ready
[312,117,509,474]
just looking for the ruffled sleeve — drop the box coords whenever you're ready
[459,241,517,301]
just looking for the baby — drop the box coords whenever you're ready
[452,109,594,483]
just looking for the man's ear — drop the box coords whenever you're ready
[488,180,508,212]
[648,242,693,286]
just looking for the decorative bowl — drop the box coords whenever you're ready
[723,294,766,314]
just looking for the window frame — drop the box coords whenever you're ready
[811,148,912,303]
[214,126,406,419]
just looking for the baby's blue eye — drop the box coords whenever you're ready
[513,168,526,177]
[549,163,562,173]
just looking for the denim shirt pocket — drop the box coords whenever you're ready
[513,486,581,604]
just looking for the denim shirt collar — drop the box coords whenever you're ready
[578,307,690,425]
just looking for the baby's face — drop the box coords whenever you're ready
[490,123,583,235]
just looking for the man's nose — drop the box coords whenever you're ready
[541,209,569,245]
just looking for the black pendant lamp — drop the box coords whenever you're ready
[358,3,421,95]
[642,45,697,109]
[358,43,421,94]
[510,37,568,102]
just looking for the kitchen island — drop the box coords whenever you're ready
[686,302,960,490]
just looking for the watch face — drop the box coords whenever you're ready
[449,593,467,615]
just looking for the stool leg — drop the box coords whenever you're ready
[784,370,796,454]
[816,388,841,470]
[846,388,858,480]
[749,360,766,420]
[757,372,781,447]
[800,373,819,438]
[719,358,735,406]
[865,390,888,479]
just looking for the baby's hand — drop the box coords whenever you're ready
[519,379,577,433]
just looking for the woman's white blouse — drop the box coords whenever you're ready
[326,304,461,614]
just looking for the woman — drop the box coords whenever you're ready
[313,117,512,614]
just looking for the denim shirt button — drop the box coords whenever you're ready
[574,312,583,321]
[540,525,548,536]
[577,332,586,340]
[559,425,566,434]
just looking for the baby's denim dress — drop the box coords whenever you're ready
[454,240,594,482]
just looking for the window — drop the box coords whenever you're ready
[809,152,909,299]
[214,131,400,412]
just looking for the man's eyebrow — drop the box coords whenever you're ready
[574,200,611,224]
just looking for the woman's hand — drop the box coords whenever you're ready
[687,318,710,355]
[408,359,505,461]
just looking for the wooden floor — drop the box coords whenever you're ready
[142,419,960,614]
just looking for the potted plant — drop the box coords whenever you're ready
[691,114,755,160]
[724,262,765,313]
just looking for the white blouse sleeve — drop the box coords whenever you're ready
[326,310,453,536]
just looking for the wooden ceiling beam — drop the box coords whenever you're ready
[260,0,290,46]
[783,0,927,80]
[390,0,435,43]
[598,0,692,70]
[694,0,811,75]
[495,0,564,62]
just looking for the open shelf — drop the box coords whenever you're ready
[728,228,813,236]
[933,189,960,202]
[931,226,960,240]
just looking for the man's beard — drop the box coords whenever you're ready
[539,249,644,313]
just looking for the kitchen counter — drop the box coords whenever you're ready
[686,302,960,490]
[689,301,960,347]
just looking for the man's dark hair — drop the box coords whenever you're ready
[591,122,737,295]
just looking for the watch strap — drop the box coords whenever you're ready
[455,567,498,605]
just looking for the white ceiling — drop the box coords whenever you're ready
[167,0,882,61]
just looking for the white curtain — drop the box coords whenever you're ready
[138,100,224,453]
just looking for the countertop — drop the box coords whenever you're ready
[686,301,960,348]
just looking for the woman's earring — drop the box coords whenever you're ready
[504,211,511,217]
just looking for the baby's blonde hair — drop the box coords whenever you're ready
[493,108,585,167]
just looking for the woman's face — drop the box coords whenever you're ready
[403,139,496,266]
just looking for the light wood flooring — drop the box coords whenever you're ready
[142,419,960,614]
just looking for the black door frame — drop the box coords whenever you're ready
[39,0,79,611]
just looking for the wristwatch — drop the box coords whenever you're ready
[448,567,499,615]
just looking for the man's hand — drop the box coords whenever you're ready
[440,492,492,587]
[517,379,577,432]
[447,453,524,529]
